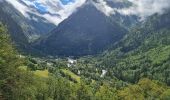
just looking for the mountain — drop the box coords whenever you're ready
[34,0,138,57]
[1,1,170,100]
[106,0,138,28]
[1,22,170,100]
[0,5,28,47]
[0,1,56,41]
[99,10,170,84]
[0,7,40,54]
[118,11,170,53]
[0,0,138,56]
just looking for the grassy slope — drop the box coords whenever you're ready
[61,69,81,83]
[34,70,49,78]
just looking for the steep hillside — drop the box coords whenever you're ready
[0,1,56,41]
[0,6,28,46]
[34,1,136,56]
[99,11,170,84]
[106,0,138,28]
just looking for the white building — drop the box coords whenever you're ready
[67,58,77,67]
[100,70,107,78]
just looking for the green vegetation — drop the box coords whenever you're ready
[34,70,49,78]
[61,69,81,83]
[0,10,170,100]
[118,78,169,100]
[98,12,170,85]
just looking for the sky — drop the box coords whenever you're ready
[5,0,170,25]
[60,0,74,5]
[92,0,170,19]
[5,0,86,25]
[118,0,170,20]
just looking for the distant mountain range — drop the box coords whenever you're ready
[33,0,138,56]
[0,0,139,56]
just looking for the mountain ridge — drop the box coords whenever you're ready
[99,10,170,84]
[0,1,56,41]
[33,2,129,56]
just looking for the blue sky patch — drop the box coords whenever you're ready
[60,0,75,5]
[34,2,48,14]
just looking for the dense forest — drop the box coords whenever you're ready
[0,14,170,99]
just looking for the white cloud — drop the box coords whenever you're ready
[117,0,170,19]
[5,0,170,24]
[92,0,116,16]
[93,0,170,19]
[6,0,86,25]
[6,0,30,18]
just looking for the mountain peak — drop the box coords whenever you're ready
[34,1,127,56]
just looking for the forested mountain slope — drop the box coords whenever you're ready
[99,11,170,84]
[1,23,170,100]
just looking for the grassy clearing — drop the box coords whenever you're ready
[18,66,27,70]
[34,70,49,78]
[61,69,81,83]
[18,66,49,78]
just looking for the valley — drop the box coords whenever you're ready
[0,0,170,100]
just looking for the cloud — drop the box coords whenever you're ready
[118,0,170,19]
[92,0,116,16]
[91,0,170,19]
[6,0,30,18]
[6,0,86,25]
[5,0,170,25]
